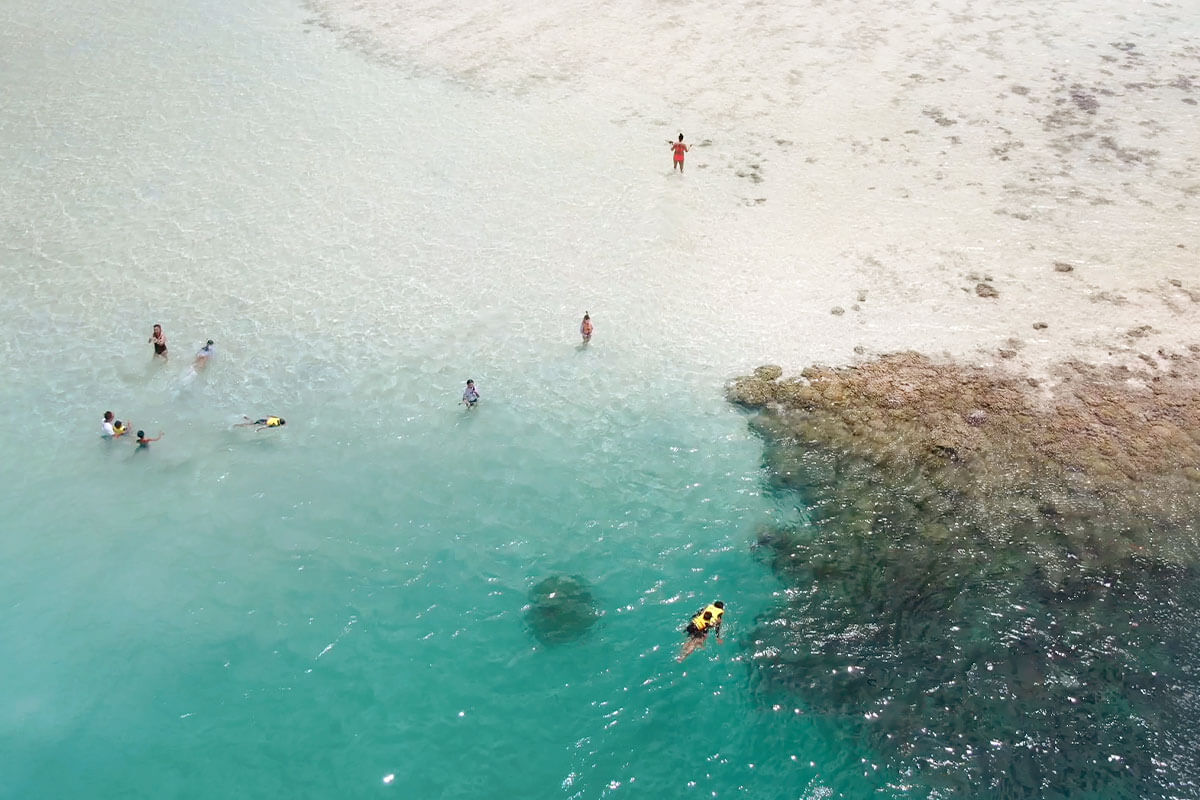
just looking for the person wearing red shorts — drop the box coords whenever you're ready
[670,133,690,172]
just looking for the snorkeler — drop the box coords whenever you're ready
[669,133,690,173]
[149,324,167,359]
[193,339,215,370]
[135,430,163,449]
[462,379,480,409]
[236,415,286,429]
[678,600,725,662]
[580,312,593,345]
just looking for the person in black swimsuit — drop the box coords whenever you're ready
[149,324,167,359]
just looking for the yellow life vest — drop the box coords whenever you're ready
[113,424,126,435]
[266,417,282,427]
[691,604,724,631]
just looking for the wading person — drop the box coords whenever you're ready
[462,379,480,409]
[580,312,593,345]
[149,324,167,359]
[670,133,690,173]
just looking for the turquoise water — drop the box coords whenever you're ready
[0,0,891,797]
[7,0,1199,797]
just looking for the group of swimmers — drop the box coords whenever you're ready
[112,316,725,659]
[100,325,283,448]
[147,323,216,370]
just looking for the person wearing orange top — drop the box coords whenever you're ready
[669,133,690,173]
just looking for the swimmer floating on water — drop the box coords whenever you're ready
[669,133,690,173]
[678,600,725,662]
[236,415,286,429]
[149,324,167,360]
[462,379,480,409]
[193,339,215,371]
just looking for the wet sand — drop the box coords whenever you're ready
[308,0,1200,378]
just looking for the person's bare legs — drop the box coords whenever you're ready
[678,636,704,662]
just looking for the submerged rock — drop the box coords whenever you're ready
[524,575,598,645]
[728,351,1200,563]
[732,352,1200,798]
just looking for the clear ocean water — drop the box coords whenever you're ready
[0,0,878,796]
[4,0,1198,798]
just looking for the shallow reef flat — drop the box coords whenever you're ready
[730,354,1200,798]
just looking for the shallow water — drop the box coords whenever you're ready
[2,0,1198,797]
[0,0,868,797]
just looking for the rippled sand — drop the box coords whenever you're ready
[309,0,1200,378]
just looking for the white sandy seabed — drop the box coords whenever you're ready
[309,0,1200,383]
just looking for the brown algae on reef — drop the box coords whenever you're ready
[731,353,1200,797]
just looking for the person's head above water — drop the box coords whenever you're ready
[136,430,145,438]
[678,133,684,142]
[104,411,114,422]
[713,601,724,609]
[206,339,214,347]
[583,312,590,320]
[466,379,474,386]
[153,324,161,333]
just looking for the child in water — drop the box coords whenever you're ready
[101,411,131,438]
[462,379,480,409]
[135,430,163,450]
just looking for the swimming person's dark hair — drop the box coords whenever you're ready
[678,133,684,141]
[584,312,590,319]
[206,339,214,346]
[466,378,474,384]
[278,419,286,425]
[136,430,145,438]
[713,601,724,609]
[104,411,113,421]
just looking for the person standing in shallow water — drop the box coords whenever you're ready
[580,312,593,345]
[670,133,690,173]
[462,379,480,409]
[148,324,167,360]
[135,430,163,450]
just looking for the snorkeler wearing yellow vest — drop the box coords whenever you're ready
[236,415,286,429]
[678,601,725,662]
